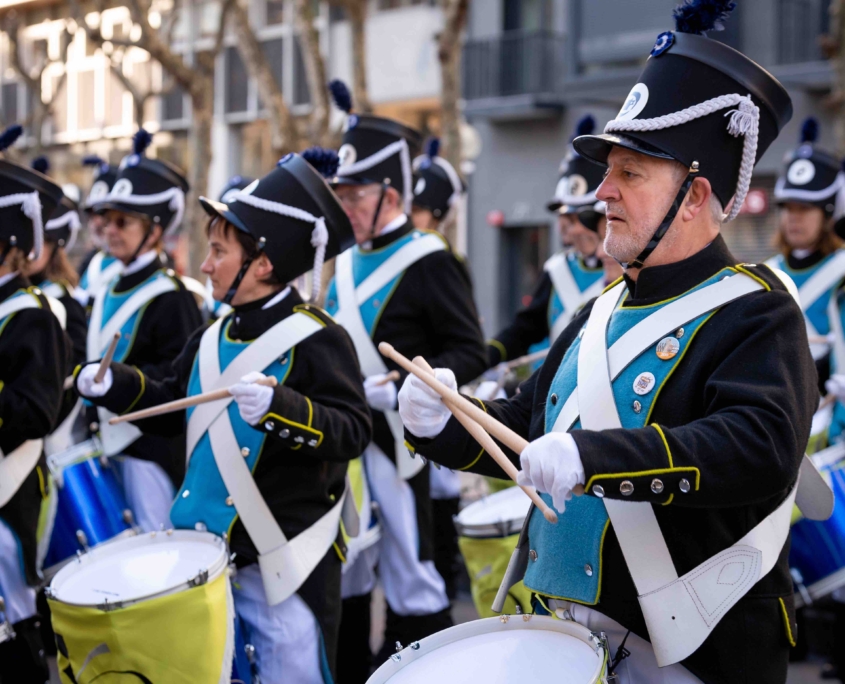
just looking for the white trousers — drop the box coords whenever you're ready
[232,564,324,684]
[343,444,449,615]
[429,464,461,500]
[119,457,174,532]
[548,600,703,683]
[0,519,37,624]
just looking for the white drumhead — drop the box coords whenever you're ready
[368,616,604,683]
[50,530,227,607]
[456,486,531,537]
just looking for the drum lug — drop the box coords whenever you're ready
[499,614,510,623]
[394,640,403,653]
[76,530,90,551]
[410,641,420,650]
[98,598,124,612]
[188,569,209,588]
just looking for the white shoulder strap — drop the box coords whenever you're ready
[46,296,67,331]
[829,292,845,376]
[0,439,44,508]
[186,312,324,458]
[0,292,41,322]
[545,254,604,342]
[40,283,65,300]
[797,250,845,314]
[86,276,177,360]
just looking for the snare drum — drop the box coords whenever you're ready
[791,442,845,605]
[367,615,608,683]
[455,486,533,617]
[42,438,135,577]
[48,530,235,683]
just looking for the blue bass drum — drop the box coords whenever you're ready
[790,442,845,606]
[42,439,136,577]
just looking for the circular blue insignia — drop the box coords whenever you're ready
[126,154,140,167]
[348,114,359,130]
[276,153,295,167]
[797,144,814,159]
[650,31,675,58]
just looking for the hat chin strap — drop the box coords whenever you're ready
[624,164,698,270]
[224,237,267,306]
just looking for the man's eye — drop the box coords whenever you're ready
[623,170,637,179]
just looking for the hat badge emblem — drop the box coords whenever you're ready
[112,178,134,197]
[787,159,816,186]
[568,174,588,197]
[339,143,357,169]
[616,83,649,121]
[650,31,675,57]
[88,180,109,202]
[414,177,426,196]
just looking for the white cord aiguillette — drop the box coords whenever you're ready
[0,191,44,260]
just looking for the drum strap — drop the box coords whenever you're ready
[334,235,445,480]
[829,292,845,378]
[544,253,604,343]
[569,273,827,666]
[193,312,346,606]
[87,275,177,456]
[0,439,44,508]
[795,252,845,359]
[0,291,41,322]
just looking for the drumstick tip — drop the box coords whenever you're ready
[378,341,394,356]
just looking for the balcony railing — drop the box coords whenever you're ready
[778,0,830,65]
[463,30,566,101]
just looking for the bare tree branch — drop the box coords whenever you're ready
[338,0,372,114]
[293,0,330,145]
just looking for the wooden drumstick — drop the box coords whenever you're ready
[109,375,279,425]
[820,393,837,410]
[413,356,557,524]
[504,347,550,371]
[375,370,401,386]
[94,332,121,383]
[809,335,831,345]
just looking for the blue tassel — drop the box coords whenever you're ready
[82,154,106,167]
[0,124,23,152]
[800,117,819,144]
[328,80,353,114]
[575,115,596,137]
[673,0,736,35]
[31,156,50,174]
[132,128,153,155]
[426,138,440,159]
[301,147,340,179]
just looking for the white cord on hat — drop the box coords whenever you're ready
[232,190,330,303]
[46,210,82,252]
[774,172,845,203]
[338,138,414,213]
[98,186,185,235]
[605,93,759,222]
[0,191,44,260]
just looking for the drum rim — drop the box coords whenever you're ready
[455,488,530,538]
[794,565,845,608]
[48,529,228,609]
[41,528,138,581]
[366,614,607,683]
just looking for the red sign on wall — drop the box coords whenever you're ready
[487,210,505,227]
[738,189,769,216]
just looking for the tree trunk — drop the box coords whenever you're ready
[830,0,845,156]
[294,0,331,145]
[345,0,372,114]
[437,0,469,247]
[232,0,299,156]
[184,82,214,276]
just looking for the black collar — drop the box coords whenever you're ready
[0,274,29,303]
[227,287,304,342]
[367,216,414,251]
[114,258,164,293]
[621,235,736,306]
[786,250,825,270]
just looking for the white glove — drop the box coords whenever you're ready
[229,371,274,426]
[826,375,845,403]
[517,432,585,513]
[364,374,398,412]
[76,363,113,398]
[397,368,457,439]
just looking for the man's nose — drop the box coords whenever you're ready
[596,176,618,202]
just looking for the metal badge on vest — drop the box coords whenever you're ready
[329,231,446,480]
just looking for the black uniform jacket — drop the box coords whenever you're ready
[406,237,818,684]
[0,275,68,584]
[93,258,204,486]
[79,288,372,566]
[486,253,601,368]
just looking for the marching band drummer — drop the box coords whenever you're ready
[75,152,371,683]
[323,80,486,678]
[0,125,68,682]
[76,155,122,307]
[398,2,819,682]
[485,115,606,371]
[765,117,845,399]
[84,128,203,533]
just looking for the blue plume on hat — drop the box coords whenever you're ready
[133,128,153,155]
[301,147,340,179]
[0,124,22,152]
[328,80,353,114]
[83,154,106,167]
[673,0,736,35]
[426,138,440,159]
[31,156,49,174]
[575,115,596,137]
[800,117,819,144]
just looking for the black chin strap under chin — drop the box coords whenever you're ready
[128,224,154,265]
[624,165,699,270]
[223,237,266,306]
[370,181,390,240]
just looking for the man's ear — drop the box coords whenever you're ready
[148,223,165,247]
[387,185,403,210]
[681,176,712,222]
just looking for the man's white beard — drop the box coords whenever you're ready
[604,227,648,264]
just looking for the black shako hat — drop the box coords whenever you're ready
[774,117,844,215]
[30,156,82,251]
[548,115,606,213]
[573,0,792,219]
[81,155,118,213]
[328,80,422,212]
[199,152,354,299]
[94,128,189,235]
[412,138,465,221]
[0,126,63,262]
[219,174,255,204]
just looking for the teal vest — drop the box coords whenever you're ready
[324,230,434,335]
[99,270,171,362]
[79,252,119,292]
[170,318,294,536]
[523,268,732,604]
[769,252,838,335]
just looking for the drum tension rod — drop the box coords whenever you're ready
[188,569,210,588]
